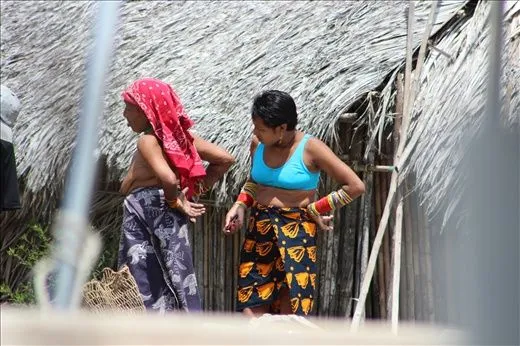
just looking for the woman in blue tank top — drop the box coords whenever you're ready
[224,90,365,317]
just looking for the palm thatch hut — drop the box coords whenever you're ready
[395,0,519,323]
[2,0,516,321]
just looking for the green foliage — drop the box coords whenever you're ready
[0,282,36,305]
[1,223,51,305]
[6,223,51,268]
[1,221,121,305]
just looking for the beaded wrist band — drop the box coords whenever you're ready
[307,188,354,217]
[235,181,257,209]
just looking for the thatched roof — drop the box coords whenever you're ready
[0,0,466,222]
[400,1,520,229]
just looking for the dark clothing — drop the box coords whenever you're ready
[1,139,21,211]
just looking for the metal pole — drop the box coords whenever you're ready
[52,1,121,310]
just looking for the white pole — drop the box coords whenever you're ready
[52,1,121,310]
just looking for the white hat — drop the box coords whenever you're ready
[1,85,21,128]
[1,85,21,143]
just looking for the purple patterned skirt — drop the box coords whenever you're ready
[118,187,201,313]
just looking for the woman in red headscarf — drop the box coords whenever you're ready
[118,78,234,313]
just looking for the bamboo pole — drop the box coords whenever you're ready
[352,1,414,330]
[391,197,404,333]
[204,211,210,310]
[331,198,342,316]
[374,173,387,318]
[317,212,327,315]
[342,205,356,317]
[423,208,434,322]
[323,178,335,316]
[370,194,381,318]
[399,223,408,321]
[403,180,415,320]
[390,71,405,333]
[219,212,225,312]
[351,0,439,330]
[416,199,425,321]
[360,153,374,320]
[410,188,422,320]
[232,218,241,312]
[339,156,395,173]
[381,166,392,315]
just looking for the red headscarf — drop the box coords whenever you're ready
[122,78,206,198]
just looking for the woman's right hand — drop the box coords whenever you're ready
[175,187,206,218]
[223,203,246,235]
[308,212,334,231]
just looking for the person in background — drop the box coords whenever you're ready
[1,85,22,212]
[224,90,365,316]
[118,78,235,313]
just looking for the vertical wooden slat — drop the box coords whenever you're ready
[410,188,422,320]
[370,197,381,319]
[330,204,341,316]
[342,200,357,317]
[361,164,373,319]
[204,209,210,310]
[423,209,434,322]
[417,198,427,321]
[381,141,392,307]
[390,71,405,330]
[323,203,335,315]
[374,172,387,318]
[399,221,408,321]
[404,181,415,320]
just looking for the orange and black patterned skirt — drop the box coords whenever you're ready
[236,203,317,316]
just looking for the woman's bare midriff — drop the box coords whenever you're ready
[120,151,162,195]
[256,185,315,208]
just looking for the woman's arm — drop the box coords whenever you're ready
[191,132,235,189]
[306,137,365,198]
[137,134,179,200]
[137,134,205,218]
[302,138,364,230]
[223,136,259,234]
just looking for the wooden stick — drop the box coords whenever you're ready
[370,201,381,318]
[375,172,387,318]
[360,153,374,320]
[339,156,395,173]
[381,168,392,316]
[404,180,416,320]
[351,1,416,330]
[351,0,440,329]
[391,197,404,333]
[204,211,210,310]
[412,190,423,321]
[421,204,435,322]
[390,72,405,332]
[399,221,408,321]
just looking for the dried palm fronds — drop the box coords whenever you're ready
[399,1,519,230]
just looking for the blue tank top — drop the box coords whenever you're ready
[251,134,320,190]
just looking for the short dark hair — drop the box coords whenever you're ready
[251,90,298,130]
